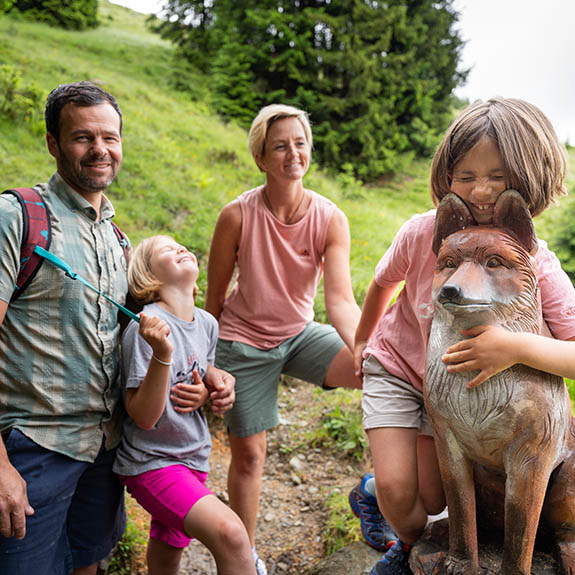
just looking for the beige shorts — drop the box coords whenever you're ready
[362,355,433,436]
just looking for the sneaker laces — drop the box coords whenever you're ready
[381,540,412,567]
[358,498,395,547]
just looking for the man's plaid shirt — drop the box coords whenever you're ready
[0,172,129,462]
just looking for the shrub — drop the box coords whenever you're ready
[7,0,99,30]
[313,402,367,461]
[106,516,147,575]
[0,65,44,124]
[0,0,16,12]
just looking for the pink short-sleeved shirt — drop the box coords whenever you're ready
[363,210,575,391]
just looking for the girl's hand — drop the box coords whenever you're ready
[353,341,367,378]
[170,370,208,412]
[139,313,173,362]
[441,325,519,388]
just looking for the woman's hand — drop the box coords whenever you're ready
[322,208,361,351]
[442,325,520,388]
[205,365,236,416]
[171,370,208,413]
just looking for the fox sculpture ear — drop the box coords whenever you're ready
[493,190,538,256]
[432,193,477,256]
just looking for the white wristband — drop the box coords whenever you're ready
[152,355,172,366]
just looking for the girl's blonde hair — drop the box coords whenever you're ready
[128,235,197,305]
[248,104,312,165]
[430,97,567,216]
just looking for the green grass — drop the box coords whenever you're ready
[324,490,362,555]
[307,388,367,462]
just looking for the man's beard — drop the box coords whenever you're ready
[59,150,117,193]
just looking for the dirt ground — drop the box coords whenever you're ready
[122,379,368,574]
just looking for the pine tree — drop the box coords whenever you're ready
[157,0,467,180]
[152,0,218,72]
[4,0,99,29]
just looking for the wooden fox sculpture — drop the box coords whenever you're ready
[425,190,575,575]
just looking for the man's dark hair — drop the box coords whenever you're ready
[45,81,123,143]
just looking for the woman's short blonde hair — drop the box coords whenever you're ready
[248,104,313,163]
[127,235,197,305]
[430,97,567,217]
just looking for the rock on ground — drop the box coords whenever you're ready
[179,538,216,574]
[307,541,381,575]
[309,513,560,575]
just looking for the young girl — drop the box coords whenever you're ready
[113,235,256,575]
[354,97,575,575]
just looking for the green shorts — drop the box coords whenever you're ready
[216,321,344,437]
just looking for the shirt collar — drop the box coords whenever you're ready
[49,172,116,222]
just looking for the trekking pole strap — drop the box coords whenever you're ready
[34,246,140,323]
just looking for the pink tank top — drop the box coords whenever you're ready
[218,186,336,349]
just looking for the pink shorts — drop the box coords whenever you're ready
[119,465,212,548]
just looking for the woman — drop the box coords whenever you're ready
[206,104,361,575]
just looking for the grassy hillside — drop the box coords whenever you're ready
[0,1,434,308]
[1,0,574,308]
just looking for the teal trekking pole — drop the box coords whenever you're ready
[34,246,140,323]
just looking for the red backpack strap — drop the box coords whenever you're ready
[2,188,52,301]
[110,220,130,261]
[110,220,137,333]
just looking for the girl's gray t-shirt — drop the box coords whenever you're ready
[113,302,218,476]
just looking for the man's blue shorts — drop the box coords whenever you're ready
[0,429,126,575]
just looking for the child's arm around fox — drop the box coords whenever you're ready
[443,325,575,387]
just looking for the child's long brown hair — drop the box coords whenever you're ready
[430,97,567,217]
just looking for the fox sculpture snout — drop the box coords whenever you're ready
[437,284,463,305]
[424,190,575,575]
[436,282,493,310]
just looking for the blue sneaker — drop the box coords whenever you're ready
[369,540,413,575]
[348,473,397,551]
